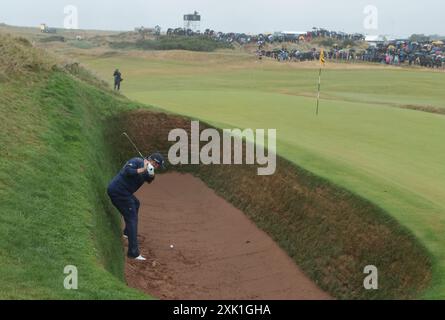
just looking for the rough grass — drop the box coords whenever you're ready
[0,34,53,79]
[39,36,66,43]
[68,40,96,50]
[0,34,147,299]
[105,110,432,299]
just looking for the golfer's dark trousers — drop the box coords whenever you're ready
[114,81,120,91]
[107,188,140,258]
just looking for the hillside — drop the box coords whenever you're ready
[0,34,146,299]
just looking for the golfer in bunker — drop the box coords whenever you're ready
[107,153,166,261]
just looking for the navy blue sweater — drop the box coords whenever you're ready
[108,158,154,196]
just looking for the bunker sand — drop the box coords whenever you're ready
[125,172,330,300]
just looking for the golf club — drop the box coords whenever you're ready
[122,132,145,159]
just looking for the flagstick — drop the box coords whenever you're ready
[316,67,322,116]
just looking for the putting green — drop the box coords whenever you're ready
[80,50,445,298]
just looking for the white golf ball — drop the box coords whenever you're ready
[170,245,174,249]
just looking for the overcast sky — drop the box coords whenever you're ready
[0,0,443,37]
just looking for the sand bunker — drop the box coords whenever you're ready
[125,172,330,300]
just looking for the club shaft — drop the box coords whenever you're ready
[123,133,144,158]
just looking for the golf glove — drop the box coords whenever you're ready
[147,163,155,177]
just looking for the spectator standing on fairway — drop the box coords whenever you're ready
[113,69,123,91]
[107,153,166,261]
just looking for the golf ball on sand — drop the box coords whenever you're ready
[170,245,174,249]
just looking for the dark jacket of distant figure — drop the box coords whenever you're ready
[113,70,122,83]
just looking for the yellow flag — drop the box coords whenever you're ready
[320,49,326,65]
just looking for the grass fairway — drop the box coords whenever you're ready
[77,50,445,298]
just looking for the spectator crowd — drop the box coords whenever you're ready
[164,27,445,69]
[259,40,444,69]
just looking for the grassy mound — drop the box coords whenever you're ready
[110,36,233,52]
[0,35,52,79]
[0,34,146,299]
